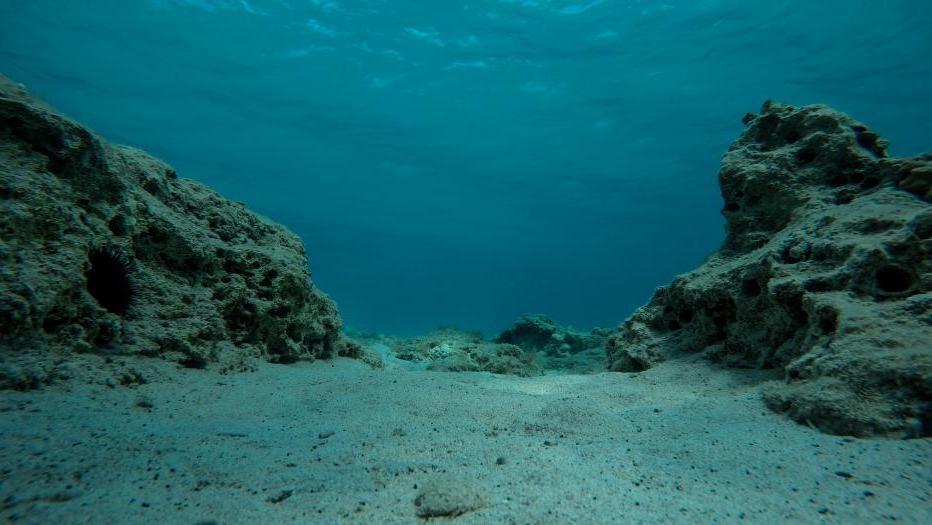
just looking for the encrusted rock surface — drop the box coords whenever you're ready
[607,101,931,437]
[496,314,607,356]
[0,75,346,387]
[390,328,541,376]
[496,314,608,372]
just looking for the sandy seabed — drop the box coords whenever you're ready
[1,355,929,524]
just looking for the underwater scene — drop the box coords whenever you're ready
[0,0,930,523]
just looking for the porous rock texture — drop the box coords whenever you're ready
[0,75,347,388]
[607,101,931,437]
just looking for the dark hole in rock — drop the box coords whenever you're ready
[828,174,848,187]
[667,320,681,331]
[835,192,854,205]
[875,265,913,295]
[260,269,279,288]
[181,256,202,274]
[735,190,745,198]
[784,129,802,143]
[912,215,932,240]
[706,298,737,343]
[803,278,833,293]
[819,311,839,334]
[626,357,649,373]
[223,258,251,276]
[179,355,207,369]
[142,226,169,245]
[853,129,885,157]
[724,202,741,212]
[108,215,128,236]
[85,247,135,316]
[741,279,762,297]
[849,172,864,184]
[143,179,160,195]
[269,306,290,318]
[860,176,880,189]
[44,155,67,176]
[781,293,808,324]
[855,218,899,234]
[42,315,66,333]
[797,148,817,164]
[678,309,694,324]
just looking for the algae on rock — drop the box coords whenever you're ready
[606,101,932,437]
[0,75,345,387]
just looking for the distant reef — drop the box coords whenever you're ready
[353,316,609,376]
[607,101,931,437]
[0,75,354,388]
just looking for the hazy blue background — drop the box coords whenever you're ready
[1,0,930,335]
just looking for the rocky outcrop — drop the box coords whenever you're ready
[387,328,542,376]
[0,75,346,387]
[496,314,608,372]
[496,314,607,355]
[607,101,931,437]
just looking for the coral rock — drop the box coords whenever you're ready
[0,75,342,386]
[391,328,542,376]
[607,101,931,437]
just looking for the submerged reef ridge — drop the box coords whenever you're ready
[607,101,932,437]
[0,75,346,387]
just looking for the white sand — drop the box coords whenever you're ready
[1,355,929,524]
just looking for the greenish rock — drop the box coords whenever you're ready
[496,314,609,373]
[607,101,932,437]
[0,75,345,387]
[389,328,541,376]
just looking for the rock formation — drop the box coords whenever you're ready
[0,75,348,388]
[607,101,931,437]
[495,314,608,372]
[391,328,541,376]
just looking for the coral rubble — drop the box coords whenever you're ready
[390,328,541,377]
[607,101,932,437]
[496,314,608,373]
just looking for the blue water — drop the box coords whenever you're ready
[2,0,930,336]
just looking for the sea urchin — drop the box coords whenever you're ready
[85,246,136,316]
